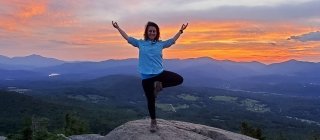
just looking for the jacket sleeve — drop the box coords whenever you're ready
[127,37,140,48]
[162,38,176,48]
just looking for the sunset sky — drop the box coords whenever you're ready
[0,0,320,64]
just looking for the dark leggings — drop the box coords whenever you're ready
[142,70,183,119]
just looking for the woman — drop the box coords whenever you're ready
[112,21,188,132]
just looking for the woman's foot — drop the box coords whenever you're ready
[154,81,162,98]
[150,119,158,133]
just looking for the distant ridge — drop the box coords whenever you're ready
[1,54,319,64]
[0,54,65,68]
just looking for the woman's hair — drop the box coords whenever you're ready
[144,21,160,41]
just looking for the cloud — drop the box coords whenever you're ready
[288,31,320,42]
[117,0,320,25]
[49,40,90,46]
[208,0,320,21]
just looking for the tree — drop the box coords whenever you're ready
[240,122,266,140]
[22,117,33,140]
[311,132,320,140]
[64,113,88,136]
[276,132,287,140]
[6,116,65,140]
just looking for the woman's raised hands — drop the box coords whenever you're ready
[112,21,128,40]
[112,21,119,29]
[180,23,188,31]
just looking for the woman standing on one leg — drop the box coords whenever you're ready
[112,21,188,132]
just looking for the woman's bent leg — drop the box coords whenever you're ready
[157,70,183,88]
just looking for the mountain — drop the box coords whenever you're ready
[35,59,139,80]
[0,54,65,69]
[268,59,320,77]
[1,55,320,96]
[0,69,46,81]
[0,55,10,61]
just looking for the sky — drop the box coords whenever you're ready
[0,0,320,64]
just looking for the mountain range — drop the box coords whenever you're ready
[0,54,65,70]
[0,54,319,96]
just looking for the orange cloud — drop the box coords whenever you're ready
[17,2,47,19]
[158,21,320,63]
[52,20,320,63]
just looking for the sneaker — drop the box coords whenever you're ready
[150,120,158,133]
[150,123,157,133]
[154,81,162,98]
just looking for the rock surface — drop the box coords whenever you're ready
[70,118,257,140]
[68,134,104,140]
[0,136,6,140]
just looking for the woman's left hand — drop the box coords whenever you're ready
[180,23,188,31]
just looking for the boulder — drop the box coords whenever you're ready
[103,119,257,140]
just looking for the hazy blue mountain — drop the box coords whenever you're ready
[0,55,10,61]
[37,58,138,74]
[0,63,39,70]
[165,57,267,80]
[33,57,268,82]
[268,59,320,77]
[0,54,66,69]
[3,55,319,81]
[1,55,319,96]
[0,69,47,81]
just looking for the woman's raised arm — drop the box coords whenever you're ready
[112,21,129,41]
[172,23,188,42]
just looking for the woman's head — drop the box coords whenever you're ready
[144,21,160,41]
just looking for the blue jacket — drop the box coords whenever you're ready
[127,37,175,79]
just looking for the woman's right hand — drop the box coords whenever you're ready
[112,21,119,29]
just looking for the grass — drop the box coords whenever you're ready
[209,96,238,102]
[240,99,270,113]
[210,96,270,113]
[156,103,189,112]
[177,94,199,101]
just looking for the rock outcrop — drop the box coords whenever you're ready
[68,134,104,140]
[69,119,257,140]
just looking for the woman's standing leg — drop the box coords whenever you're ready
[142,79,156,119]
[141,70,183,132]
[142,79,158,132]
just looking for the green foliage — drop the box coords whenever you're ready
[276,132,287,140]
[64,113,88,136]
[310,132,320,140]
[22,117,32,140]
[1,75,320,140]
[6,116,67,140]
[240,122,265,140]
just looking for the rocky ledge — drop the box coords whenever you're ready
[69,118,257,140]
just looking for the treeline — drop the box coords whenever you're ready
[0,90,142,138]
[6,113,86,140]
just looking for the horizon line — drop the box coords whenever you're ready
[0,54,319,65]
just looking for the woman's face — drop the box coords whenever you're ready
[147,26,157,40]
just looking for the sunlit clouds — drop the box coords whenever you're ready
[0,0,319,63]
